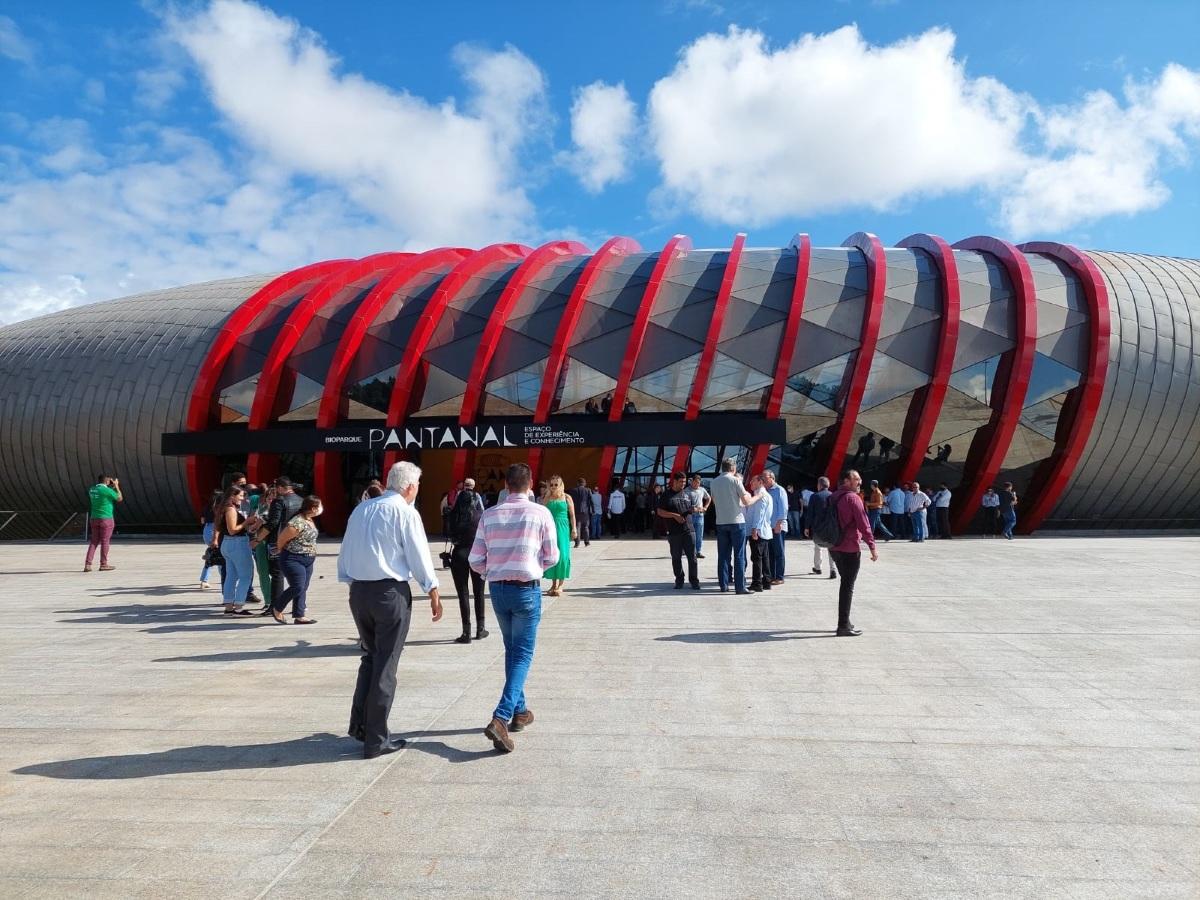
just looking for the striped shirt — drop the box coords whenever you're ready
[469,495,559,582]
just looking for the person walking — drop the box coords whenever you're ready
[607,484,627,538]
[981,487,1001,537]
[469,463,559,753]
[827,470,879,636]
[907,481,932,542]
[804,477,837,579]
[248,483,274,608]
[541,476,576,597]
[271,495,323,624]
[764,471,788,583]
[84,474,123,572]
[213,484,260,615]
[932,484,953,538]
[199,487,217,589]
[568,477,593,548]
[745,474,773,592]
[590,484,603,539]
[786,484,804,537]
[337,461,442,759]
[657,471,700,590]
[864,480,893,541]
[709,457,759,594]
[261,477,301,616]
[885,484,907,538]
[998,482,1019,539]
[684,474,711,558]
[448,478,488,643]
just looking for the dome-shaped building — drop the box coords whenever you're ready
[2,233,1198,537]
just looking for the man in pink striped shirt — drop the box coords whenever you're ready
[470,463,559,753]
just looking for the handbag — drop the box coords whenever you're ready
[438,540,453,569]
[203,545,224,566]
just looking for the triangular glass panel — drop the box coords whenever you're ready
[284,373,325,415]
[951,323,1014,370]
[719,321,785,376]
[1037,322,1087,371]
[859,354,930,410]
[802,294,866,339]
[876,319,941,373]
[877,296,939,338]
[1021,392,1069,440]
[700,352,774,406]
[959,296,1014,337]
[630,353,701,409]
[485,360,545,411]
[555,359,618,411]
[949,356,1003,405]
[1024,352,1081,408]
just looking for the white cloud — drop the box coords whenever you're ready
[1001,63,1200,234]
[563,81,638,193]
[168,0,546,246]
[0,15,34,64]
[135,67,186,110]
[83,78,106,106]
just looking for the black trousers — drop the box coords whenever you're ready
[574,514,591,547]
[936,507,952,538]
[667,531,698,586]
[829,550,862,629]
[449,545,486,634]
[348,579,413,753]
[268,551,286,604]
[609,511,624,537]
[748,534,772,590]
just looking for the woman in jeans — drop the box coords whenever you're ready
[212,485,260,615]
[271,495,322,624]
[199,488,219,590]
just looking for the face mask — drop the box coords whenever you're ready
[314,506,324,517]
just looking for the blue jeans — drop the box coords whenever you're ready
[788,510,802,535]
[770,531,785,579]
[910,509,928,542]
[200,523,214,581]
[1002,509,1017,538]
[691,514,705,554]
[489,581,542,722]
[275,551,315,617]
[715,523,747,592]
[868,508,893,539]
[592,513,602,538]
[221,535,253,605]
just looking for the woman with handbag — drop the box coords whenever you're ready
[448,480,487,643]
[212,485,261,615]
[270,495,322,624]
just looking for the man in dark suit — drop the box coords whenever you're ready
[568,476,593,547]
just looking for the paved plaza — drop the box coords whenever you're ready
[0,534,1197,898]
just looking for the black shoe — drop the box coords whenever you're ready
[246,593,261,604]
[829,572,837,579]
[454,634,471,644]
[674,582,684,589]
[697,553,705,559]
[349,726,365,742]
[475,628,489,640]
[585,542,590,547]
[836,626,863,637]
[364,738,406,759]
[749,585,761,592]
[735,590,750,595]
[812,568,821,574]
[719,587,728,593]
[574,542,580,548]
[690,582,701,590]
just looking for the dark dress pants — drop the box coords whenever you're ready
[268,550,286,606]
[574,514,591,547]
[828,550,862,629]
[748,534,771,590]
[348,579,413,753]
[936,506,952,538]
[449,545,486,634]
[667,531,698,587]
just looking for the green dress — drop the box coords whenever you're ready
[543,497,572,580]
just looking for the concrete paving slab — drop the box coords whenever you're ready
[0,534,1197,898]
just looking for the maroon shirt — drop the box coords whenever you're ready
[829,489,876,554]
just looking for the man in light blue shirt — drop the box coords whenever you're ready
[764,471,788,583]
[746,474,774,591]
[886,484,908,538]
[337,461,442,759]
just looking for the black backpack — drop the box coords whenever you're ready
[450,491,483,544]
[811,493,845,549]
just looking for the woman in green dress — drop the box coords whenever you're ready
[543,475,576,596]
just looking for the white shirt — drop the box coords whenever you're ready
[608,490,626,514]
[906,491,931,513]
[800,488,813,505]
[336,491,437,592]
[981,492,1000,508]
[932,489,952,508]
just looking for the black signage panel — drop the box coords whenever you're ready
[162,416,785,456]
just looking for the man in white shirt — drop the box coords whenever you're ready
[906,481,932,543]
[338,461,442,759]
[470,464,559,753]
[607,484,627,538]
[932,483,953,539]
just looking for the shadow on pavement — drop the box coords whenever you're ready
[397,728,500,763]
[12,733,361,778]
[155,639,360,663]
[656,630,836,643]
[572,583,687,599]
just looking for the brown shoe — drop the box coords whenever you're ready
[99,564,115,571]
[484,717,514,753]
[83,565,92,572]
[509,709,534,732]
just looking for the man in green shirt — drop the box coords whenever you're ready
[85,474,123,572]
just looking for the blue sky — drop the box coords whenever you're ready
[1,0,1198,324]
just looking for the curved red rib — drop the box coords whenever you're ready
[748,233,811,476]
[895,233,961,484]
[949,236,1037,533]
[1013,242,1111,533]
[527,236,641,476]
[184,258,352,513]
[597,234,692,490]
[670,233,746,474]
[822,232,887,479]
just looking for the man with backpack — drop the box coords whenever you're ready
[804,476,837,579]
[449,478,488,643]
[823,470,878,636]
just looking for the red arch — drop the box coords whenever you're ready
[452,240,589,483]
[597,234,692,491]
[670,233,746,474]
[312,247,471,526]
[894,233,961,484]
[527,236,641,476]
[748,233,811,476]
[820,232,887,479]
[184,258,352,513]
[380,243,532,471]
[1014,242,1111,533]
[949,236,1037,533]
[245,252,412,482]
